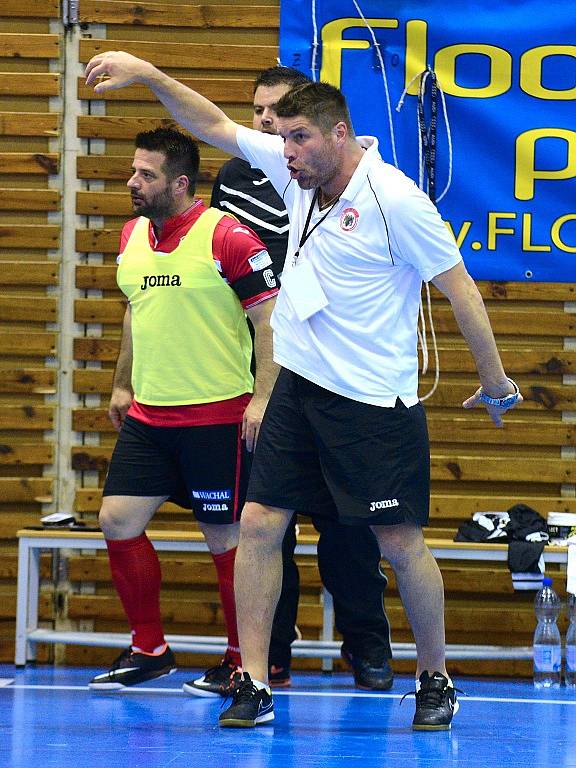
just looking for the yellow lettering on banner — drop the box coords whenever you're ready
[434,44,512,98]
[522,213,551,251]
[405,20,428,95]
[551,214,576,253]
[515,128,576,200]
[320,18,399,88]
[521,46,576,100]
[444,220,472,247]
[487,212,516,249]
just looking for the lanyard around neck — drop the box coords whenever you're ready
[292,188,339,267]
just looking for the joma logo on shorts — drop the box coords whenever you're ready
[140,274,182,290]
[369,498,399,512]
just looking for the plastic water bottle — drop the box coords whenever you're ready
[533,576,561,688]
[566,593,576,688]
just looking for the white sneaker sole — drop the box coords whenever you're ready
[182,681,224,698]
[219,711,275,728]
[89,667,176,691]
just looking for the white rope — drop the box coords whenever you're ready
[308,0,400,165]
[419,281,440,401]
[418,297,428,375]
[395,70,424,112]
[350,0,399,167]
[397,69,448,400]
[397,69,453,201]
[310,0,320,81]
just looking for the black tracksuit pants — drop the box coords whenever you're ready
[269,514,392,667]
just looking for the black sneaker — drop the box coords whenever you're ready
[410,671,460,731]
[268,663,291,688]
[183,655,242,698]
[341,645,393,690]
[219,673,275,727]
[89,646,176,690]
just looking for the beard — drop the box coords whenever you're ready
[131,186,176,221]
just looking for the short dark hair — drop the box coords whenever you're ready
[253,65,310,93]
[274,81,355,137]
[134,127,200,194]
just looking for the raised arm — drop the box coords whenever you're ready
[431,261,523,427]
[85,51,245,158]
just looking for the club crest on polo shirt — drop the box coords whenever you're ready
[340,207,360,231]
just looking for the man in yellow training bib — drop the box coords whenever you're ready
[88,127,279,697]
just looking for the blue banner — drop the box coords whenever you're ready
[279,0,576,281]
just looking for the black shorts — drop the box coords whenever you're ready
[103,415,252,524]
[247,369,430,527]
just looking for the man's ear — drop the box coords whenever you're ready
[333,121,348,147]
[173,174,190,195]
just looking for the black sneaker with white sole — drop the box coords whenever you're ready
[410,671,460,731]
[183,655,242,697]
[88,646,176,691]
[219,673,274,728]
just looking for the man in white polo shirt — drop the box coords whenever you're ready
[85,52,523,733]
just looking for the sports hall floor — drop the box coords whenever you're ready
[0,664,574,767]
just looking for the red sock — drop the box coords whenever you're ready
[212,547,241,666]
[106,534,165,653]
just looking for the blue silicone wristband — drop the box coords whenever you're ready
[478,378,521,408]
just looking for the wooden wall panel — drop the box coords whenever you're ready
[0,113,59,137]
[78,2,279,29]
[1,0,573,678]
[0,262,59,286]
[77,79,253,104]
[0,405,54,430]
[0,153,59,175]
[0,331,56,357]
[0,296,58,323]
[0,33,59,59]
[0,189,60,212]
[0,225,60,250]
[0,74,60,98]
[79,38,277,72]
[0,1,60,18]
[0,1,61,658]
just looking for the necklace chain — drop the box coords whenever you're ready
[318,189,341,210]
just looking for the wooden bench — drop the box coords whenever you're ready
[15,528,570,668]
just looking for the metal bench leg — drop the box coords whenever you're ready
[15,540,40,666]
[321,587,334,672]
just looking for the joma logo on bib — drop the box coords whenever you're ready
[141,274,182,290]
[369,498,399,512]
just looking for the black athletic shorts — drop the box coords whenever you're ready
[103,415,252,524]
[247,368,430,527]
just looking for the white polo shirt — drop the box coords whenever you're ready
[236,126,462,407]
